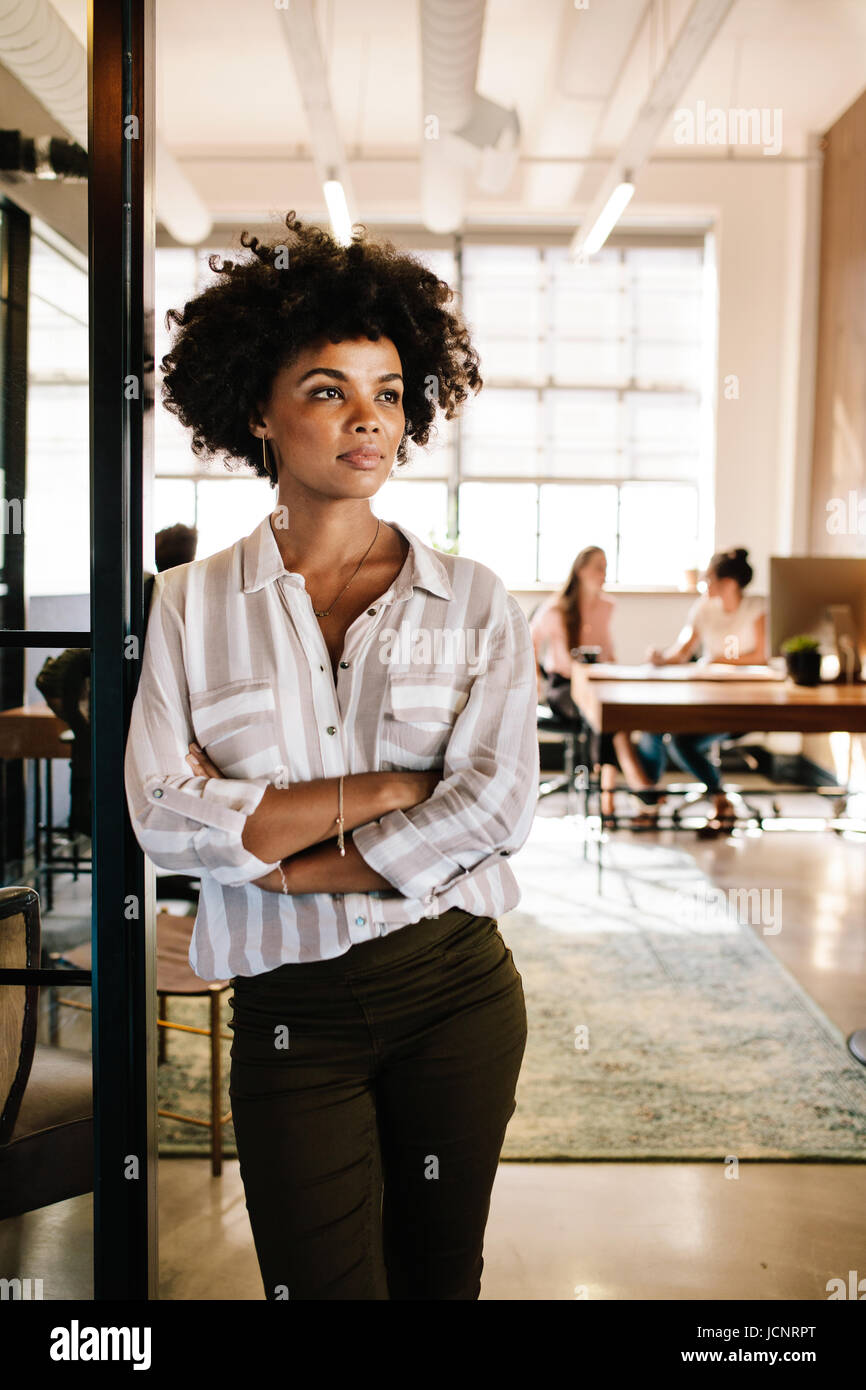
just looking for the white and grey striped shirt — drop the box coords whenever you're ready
[124,510,539,978]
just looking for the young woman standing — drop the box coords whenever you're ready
[124,213,539,1299]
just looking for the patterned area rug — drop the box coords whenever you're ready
[157,817,866,1161]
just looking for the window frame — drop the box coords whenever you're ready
[153,229,716,587]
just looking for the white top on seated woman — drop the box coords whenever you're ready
[648,547,767,667]
[642,547,767,835]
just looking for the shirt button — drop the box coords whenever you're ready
[153,788,164,798]
[339,660,349,668]
[366,607,377,616]
[320,665,324,672]
[355,915,366,927]
[326,726,336,735]
[333,893,343,901]
[500,849,510,856]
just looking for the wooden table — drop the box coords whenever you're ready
[569,662,866,891]
[0,704,87,907]
[572,664,866,736]
[0,704,71,759]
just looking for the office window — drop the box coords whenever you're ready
[462,245,544,381]
[617,483,699,587]
[26,228,90,597]
[549,246,626,384]
[460,388,539,476]
[195,478,274,557]
[152,477,196,533]
[537,485,618,586]
[154,238,711,586]
[373,479,449,548]
[459,241,710,588]
[458,483,538,587]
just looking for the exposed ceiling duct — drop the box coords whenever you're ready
[419,0,520,233]
[0,0,212,245]
[276,0,358,243]
[571,0,736,256]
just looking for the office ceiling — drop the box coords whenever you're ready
[35,0,866,236]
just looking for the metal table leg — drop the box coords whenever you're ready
[596,766,604,896]
[45,757,54,912]
[565,731,577,816]
[33,756,41,897]
[0,758,6,885]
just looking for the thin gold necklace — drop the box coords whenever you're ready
[312,519,381,618]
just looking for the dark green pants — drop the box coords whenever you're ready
[228,907,527,1300]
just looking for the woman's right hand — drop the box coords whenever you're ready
[647,647,665,666]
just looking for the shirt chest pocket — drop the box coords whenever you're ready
[189,678,282,780]
[380,673,471,771]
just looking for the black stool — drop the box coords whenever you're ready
[537,705,592,813]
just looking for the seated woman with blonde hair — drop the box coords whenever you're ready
[530,545,657,821]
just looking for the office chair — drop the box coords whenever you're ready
[536,665,594,814]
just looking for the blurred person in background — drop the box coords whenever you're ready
[530,545,658,823]
[638,546,766,835]
[155,522,198,572]
[36,523,199,841]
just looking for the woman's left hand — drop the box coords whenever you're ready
[186,741,224,779]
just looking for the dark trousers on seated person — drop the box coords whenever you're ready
[545,671,618,767]
[228,906,527,1300]
[635,732,737,796]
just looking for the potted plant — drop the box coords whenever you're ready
[781,634,822,686]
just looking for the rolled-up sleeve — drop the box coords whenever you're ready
[123,573,283,886]
[352,592,539,902]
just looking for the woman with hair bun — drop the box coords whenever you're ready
[639,547,767,834]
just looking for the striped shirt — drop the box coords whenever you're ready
[124,510,540,978]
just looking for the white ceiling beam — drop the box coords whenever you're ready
[276,0,357,235]
[571,0,736,255]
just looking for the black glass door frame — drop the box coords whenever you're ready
[0,0,158,1298]
[88,0,157,1298]
[0,199,31,879]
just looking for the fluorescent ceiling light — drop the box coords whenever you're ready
[579,179,635,256]
[323,178,353,246]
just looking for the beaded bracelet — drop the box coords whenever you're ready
[335,774,345,856]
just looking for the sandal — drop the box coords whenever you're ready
[696,802,737,838]
[696,820,732,839]
[629,810,660,830]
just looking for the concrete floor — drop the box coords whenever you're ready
[2,789,865,1300]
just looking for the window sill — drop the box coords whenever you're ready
[511,583,699,596]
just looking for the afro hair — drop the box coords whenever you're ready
[159,210,483,482]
